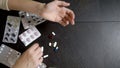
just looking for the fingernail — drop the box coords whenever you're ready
[41,46,44,52]
[72,21,75,25]
[66,21,69,25]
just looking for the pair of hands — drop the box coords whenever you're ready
[40,0,75,26]
[11,1,75,68]
[13,43,43,68]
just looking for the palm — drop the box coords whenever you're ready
[42,1,75,26]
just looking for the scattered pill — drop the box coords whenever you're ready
[53,42,57,47]
[54,46,59,52]
[43,55,49,58]
[52,32,56,36]
[41,46,44,52]
[49,42,52,47]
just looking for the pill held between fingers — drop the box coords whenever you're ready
[43,55,49,58]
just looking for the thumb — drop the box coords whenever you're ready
[56,1,70,7]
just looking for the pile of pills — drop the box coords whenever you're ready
[48,32,59,52]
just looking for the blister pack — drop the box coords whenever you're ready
[19,26,41,46]
[0,44,21,67]
[2,16,20,44]
[19,11,46,29]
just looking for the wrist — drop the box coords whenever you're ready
[37,3,46,18]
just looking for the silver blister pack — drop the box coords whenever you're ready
[2,16,20,43]
[0,44,21,67]
[19,11,46,29]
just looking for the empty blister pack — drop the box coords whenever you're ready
[19,26,41,46]
[0,44,21,67]
[2,16,20,44]
[19,11,46,29]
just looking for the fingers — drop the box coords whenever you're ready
[28,43,39,52]
[38,57,43,65]
[59,8,75,26]
[56,1,70,7]
[35,47,43,59]
[28,43,43,59]
[65,8,75,25]
[67,11,75,25]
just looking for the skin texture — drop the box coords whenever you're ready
[12,43,43,68]
[40,1,75,26]
[8,0,75,26]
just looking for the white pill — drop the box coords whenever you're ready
[41,46,44,52]
[43,55,49,58]
[52,32,56,36]
[53,42,57,47]
[56,46,59,50]
[49,42,52,46]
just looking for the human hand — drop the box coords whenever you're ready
[12,43,43,68]
[40,0,75,26]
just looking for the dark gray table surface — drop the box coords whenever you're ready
[40,0,120,22]
[1,0,120,68]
